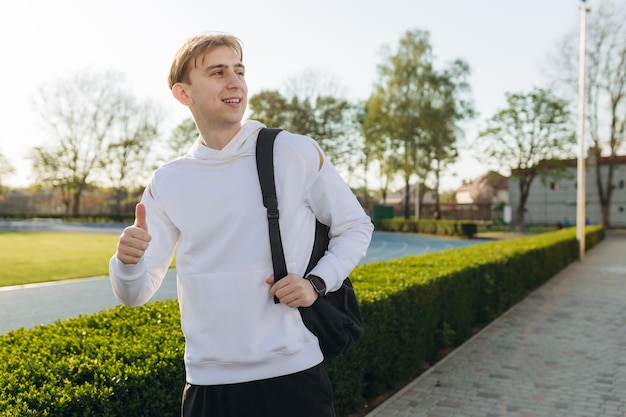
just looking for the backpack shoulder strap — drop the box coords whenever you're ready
[256,128,288,291]
[256,128,282,213]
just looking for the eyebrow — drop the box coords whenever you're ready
[203,63,245,73]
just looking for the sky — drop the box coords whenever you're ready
[0,0,607,191]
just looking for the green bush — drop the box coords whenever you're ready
[335,225,603,411]
[0,302,184,417]
[373,218,478,238]
[0,226,603,417]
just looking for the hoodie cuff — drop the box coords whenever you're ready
[109,255,146,281]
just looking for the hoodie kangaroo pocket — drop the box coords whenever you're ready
[179,265,306,364]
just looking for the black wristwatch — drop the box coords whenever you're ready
[306,274,327,295]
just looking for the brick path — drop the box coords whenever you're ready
[367,232,626,417]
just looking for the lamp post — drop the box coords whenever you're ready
[414,144,420,220]
[576,0,589,261]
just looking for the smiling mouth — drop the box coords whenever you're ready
[223,98,241,104]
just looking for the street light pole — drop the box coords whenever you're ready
[576,0,589,261]
[414,144,420,220]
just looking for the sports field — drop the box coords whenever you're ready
[1,231,125,287]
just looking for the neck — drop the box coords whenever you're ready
[197,122,243,150]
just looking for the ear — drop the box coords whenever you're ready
[172,83,193,106]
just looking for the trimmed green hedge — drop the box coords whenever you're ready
[340,225,603,411]
[0,226,603,416]
[374,218,478,238]
[0,303,185,417]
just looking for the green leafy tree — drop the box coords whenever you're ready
[292,95,362,172]
[420,59,474,217]
[476,88,575,230]
[248,90,290,129]
[164,118,199,161]
[249,84,361,174]
[364,29,473,218]
[364,30,433,218]
[362,93,401,205]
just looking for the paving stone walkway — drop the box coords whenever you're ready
[368,232,626,417]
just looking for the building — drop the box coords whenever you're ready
[508,153,626,227]
[455,172,509,223]
[455,171,509,206]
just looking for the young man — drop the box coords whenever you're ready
[109,33,373,417]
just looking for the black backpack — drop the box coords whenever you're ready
[256,128,364,359]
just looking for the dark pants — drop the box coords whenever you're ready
[181,363,336,417]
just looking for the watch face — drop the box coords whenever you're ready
[309,276,326,294]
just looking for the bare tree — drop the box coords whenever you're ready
[550,0,626,227]
[0,150,15,193]
[31,146,73,212]
[31,71,161,215]
[99,98,162,214]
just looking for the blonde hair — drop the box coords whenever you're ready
[167,33,243,89]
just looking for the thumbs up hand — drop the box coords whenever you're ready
[116,203,152,264]
[134,202,149,231]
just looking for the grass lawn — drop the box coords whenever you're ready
[1,226,559,288]
[0,231,137,287]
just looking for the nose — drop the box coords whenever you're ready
[227,71,245,89]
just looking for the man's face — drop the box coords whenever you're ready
[184,45,248,130]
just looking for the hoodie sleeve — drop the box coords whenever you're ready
[109,179,179,307]
[304,142,374,292]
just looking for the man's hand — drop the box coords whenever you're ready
[266,273,319,308]
[116,203,151,265]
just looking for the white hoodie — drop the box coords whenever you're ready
[109,120,373,385]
